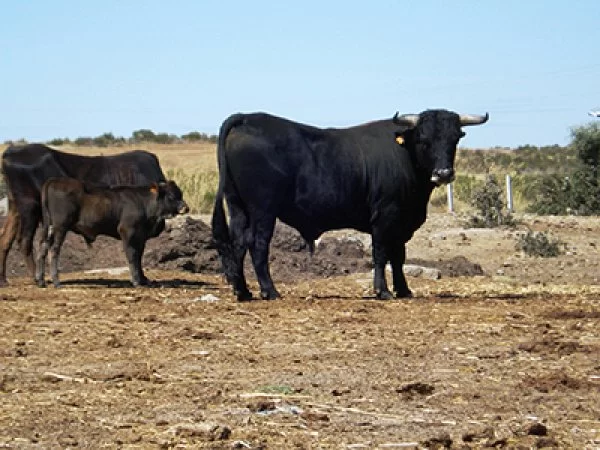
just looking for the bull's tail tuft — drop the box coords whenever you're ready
[211,114,245,283]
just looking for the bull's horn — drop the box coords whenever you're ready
[459,112,489,126]
[392,112,419,127]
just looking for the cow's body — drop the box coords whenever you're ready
[212,109,488,300]
[0,143,166,285]
[36,178,188,287]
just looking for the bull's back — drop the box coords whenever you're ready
[221,114,376,234]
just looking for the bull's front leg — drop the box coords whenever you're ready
[371,234,393,300]
[389,241,412,298]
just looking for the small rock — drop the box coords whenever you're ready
[168,422,231,440]
[528,422,548,436]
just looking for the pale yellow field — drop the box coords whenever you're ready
[0,142,218,173]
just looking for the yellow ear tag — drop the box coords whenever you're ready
[396,136,404,145]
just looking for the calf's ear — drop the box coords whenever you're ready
[149,183,159,195]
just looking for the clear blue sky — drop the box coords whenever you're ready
[1,1,599,149]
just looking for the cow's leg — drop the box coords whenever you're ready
[249,216,280,300]
[18,205,41,281]
[371,233,393,300]
[389,241,412,298]
[227,203,252,300]
[48,228,67,288]
[0,207,19,286]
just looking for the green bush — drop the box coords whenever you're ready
[528,123,600,215]
[516,230,562,257]
[467,174,515,228]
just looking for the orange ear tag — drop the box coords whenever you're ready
[149,184,159,194]
[396,136,404,145]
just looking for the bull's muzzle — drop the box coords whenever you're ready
[431,168,455,186]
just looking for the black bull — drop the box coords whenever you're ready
[212,109,488,301]
[0,144,166,286]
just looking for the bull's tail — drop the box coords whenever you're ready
[211,114,245,283]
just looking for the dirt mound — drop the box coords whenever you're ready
[1,215,484,282]
[144,218,372,283]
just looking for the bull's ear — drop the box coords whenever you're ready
[149,183,159,195]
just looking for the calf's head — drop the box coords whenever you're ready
[150,180,189,218]
[393,109,488,186]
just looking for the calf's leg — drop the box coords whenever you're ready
[48,228,68,288]
[35,223,54,287]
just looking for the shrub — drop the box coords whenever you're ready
[467,174,515,228]
[529,123,600,215]
[516,230,562,257]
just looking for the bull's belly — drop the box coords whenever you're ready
[278,208,370,241]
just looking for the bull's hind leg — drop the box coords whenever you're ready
[0,207,19,286]
[248,215,280,300]
[227,203,252,300]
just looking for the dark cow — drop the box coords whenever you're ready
[212,109,488,301]
[35,178,189,288]
[0,143,166,286]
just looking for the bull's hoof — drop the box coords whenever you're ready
[37,280,47,288]
[260,289,281,300]
[235,289,253,302]
[376,290,394,300]
[52,282,62,289]
[395,289,413,299]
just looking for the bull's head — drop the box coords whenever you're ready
[393,109,488,186]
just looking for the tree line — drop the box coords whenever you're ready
[3,130,218,147]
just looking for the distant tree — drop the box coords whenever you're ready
[74,137,94,146]
[131,129,156,142]
[47,138,71,146]
[154,133,178,144]
[181,131,204,141]
[92,132,125,147]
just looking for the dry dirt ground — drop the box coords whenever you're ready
[1,212,599,449]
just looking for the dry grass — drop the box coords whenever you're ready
[0,142,218,173]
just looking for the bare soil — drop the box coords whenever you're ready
[1,212,599,449]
